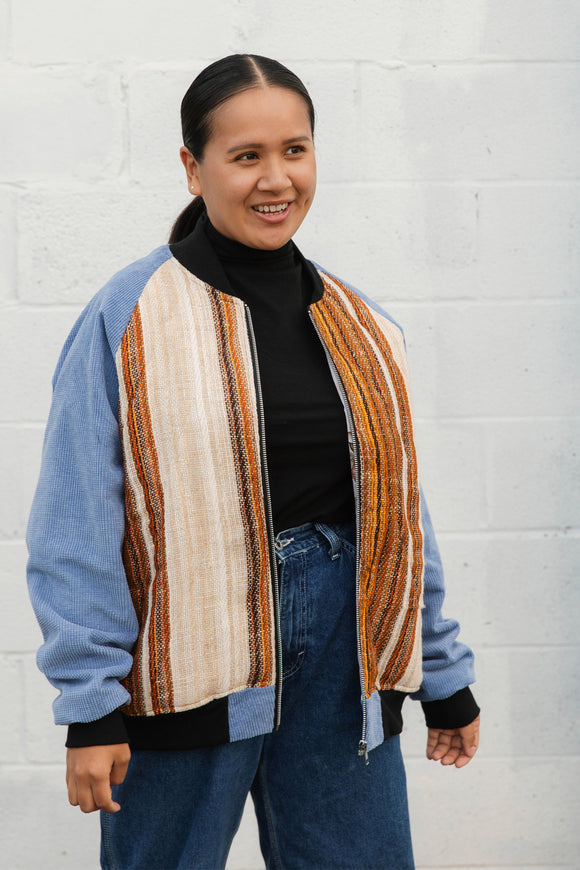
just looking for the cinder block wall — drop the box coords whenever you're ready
[1,2,578,867]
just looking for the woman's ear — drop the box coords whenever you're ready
[180,147,202,195]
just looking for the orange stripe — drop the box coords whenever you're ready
[119,306,174,714]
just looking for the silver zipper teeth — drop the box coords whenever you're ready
[244,306,284,730]
[309,312,368,762]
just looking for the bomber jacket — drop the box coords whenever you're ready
[26,220,478,755]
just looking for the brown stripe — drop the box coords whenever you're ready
[120,478,149,715]
[208,290,273,688]
[119,305,174,714]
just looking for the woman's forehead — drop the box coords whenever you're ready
[208,87,313,148]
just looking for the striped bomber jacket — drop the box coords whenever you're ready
[27,220,477,754]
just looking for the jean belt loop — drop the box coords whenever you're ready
[314,522,342,560]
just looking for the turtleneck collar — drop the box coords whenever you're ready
[204,215,296,267]
[169,210,325,305]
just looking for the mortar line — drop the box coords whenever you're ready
[316,179,580,188]
[436,528,580,539]
[471,643,580,652]
[5,0,12,61]
[404,754,580,763]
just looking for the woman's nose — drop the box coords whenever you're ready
[257,159,291,193]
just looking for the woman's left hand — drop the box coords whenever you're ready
[426,714,480,768]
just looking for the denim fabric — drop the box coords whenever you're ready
[100,522,414,870]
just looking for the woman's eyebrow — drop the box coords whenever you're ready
[226,135,311,154]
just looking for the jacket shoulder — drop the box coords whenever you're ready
[92,245,173,348]
[53,246,173,383]
[312,262,406,346]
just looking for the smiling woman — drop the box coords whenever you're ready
[179,86,317,250]
[26,53,480,870]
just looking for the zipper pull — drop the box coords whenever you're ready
[358,739,369,765]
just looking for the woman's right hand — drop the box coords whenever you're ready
[66,743,131,814]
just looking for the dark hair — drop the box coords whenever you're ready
[169,54,316,244]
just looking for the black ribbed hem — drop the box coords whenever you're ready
[379,689,408,738]
[421,686,480,730]
[123,697,229,750]
[66,709,129,748]
[65,687,479,749]
[66,697,231,750]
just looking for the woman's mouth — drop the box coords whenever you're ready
[251,202,291,222]
[252,202,289,214]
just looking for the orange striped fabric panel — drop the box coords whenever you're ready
[311,273,424,695]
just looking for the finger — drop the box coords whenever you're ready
[110,749,131,786]
[67,775,79,808]
[91,778,121,815]
[426,733,437,759]
[459,716,481,757]
[430,744,449,761]
[433,733,465,765]
[77,783,98,814]
[426,729,447,759]
[426,729,443,759]
[439,746,462,766]
[429,732,453,761]
[453,751,474,769]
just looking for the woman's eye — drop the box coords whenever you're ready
[236,152,259,162]
[286,145,306,155]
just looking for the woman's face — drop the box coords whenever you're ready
[180,86,316,250]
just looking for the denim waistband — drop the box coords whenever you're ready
[274,520,356,560]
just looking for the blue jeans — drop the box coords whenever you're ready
[101,522,414,870]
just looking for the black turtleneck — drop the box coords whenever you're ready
[204,218,355,534]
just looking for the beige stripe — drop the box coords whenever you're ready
[376,607,423,691]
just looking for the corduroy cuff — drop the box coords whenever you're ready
[421,686,480,730]
[66,709,129,748]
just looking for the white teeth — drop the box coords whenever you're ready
[253,202,289,214]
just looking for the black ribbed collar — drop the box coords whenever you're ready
[169,213,324,304]
[205,217,296,267]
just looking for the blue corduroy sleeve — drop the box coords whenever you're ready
[412,490,476,703]
[26,296,139,725]
[26,247,172,726]
[26,245,171,725]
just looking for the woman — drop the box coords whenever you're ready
[27,54,480,870]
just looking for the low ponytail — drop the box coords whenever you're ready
[169,196,206,244]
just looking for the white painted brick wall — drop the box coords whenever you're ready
[1,1,578,867]
[0,67,124,182]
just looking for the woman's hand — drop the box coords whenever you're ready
[426,714,480,768]
[66,743,131,813]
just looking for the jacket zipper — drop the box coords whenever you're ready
[244,305,284,730]
[309,312,369,764]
